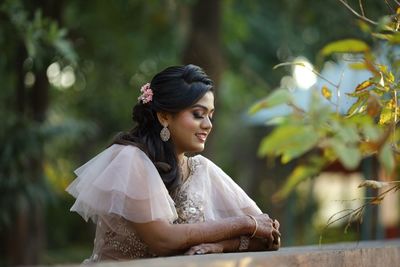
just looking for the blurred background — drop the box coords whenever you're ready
[1,0,399,265]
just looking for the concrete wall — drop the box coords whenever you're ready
[62,239,400,267]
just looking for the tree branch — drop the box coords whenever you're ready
[384,0,396,13]
[358,0,365,16]
[338,0,378,25]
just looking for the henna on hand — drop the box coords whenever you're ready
[184,243,224,255]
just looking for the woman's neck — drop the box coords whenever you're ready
[177,153,185,163]
[177,153,190,182]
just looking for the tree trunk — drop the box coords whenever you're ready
[182,0,223,157]
[182,0,223,88]
[6,0,64,264]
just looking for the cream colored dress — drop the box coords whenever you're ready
[66,144,261,262]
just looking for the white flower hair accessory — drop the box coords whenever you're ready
[138,83,153,104]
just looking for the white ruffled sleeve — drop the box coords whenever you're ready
[191,156,262,220]
[66,144,178,223]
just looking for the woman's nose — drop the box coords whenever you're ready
[202,117,213,130]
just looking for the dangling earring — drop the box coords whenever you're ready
[160,126,170,142]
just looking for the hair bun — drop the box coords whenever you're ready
[182,64,213,85]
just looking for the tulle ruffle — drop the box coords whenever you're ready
[66,144,262,224]
[66,144,178,223]
[189,155,262,220]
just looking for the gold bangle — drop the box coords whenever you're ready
[247,214,258,238]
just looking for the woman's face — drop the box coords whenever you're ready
[167,91,214,155]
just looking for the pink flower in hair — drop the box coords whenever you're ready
[138,83,153,104]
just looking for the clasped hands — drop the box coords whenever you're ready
[185,213,281,255]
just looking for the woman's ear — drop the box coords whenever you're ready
[156,112,169,127]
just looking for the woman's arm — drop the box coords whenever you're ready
[132,213,277,256]
[184,219,281,255]
[184,236,280,255]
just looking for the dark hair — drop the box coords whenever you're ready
[113,64,213,192]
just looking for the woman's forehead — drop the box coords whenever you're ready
[192,92,214,111]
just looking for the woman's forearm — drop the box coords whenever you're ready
[185,237,280,255]
[219,237,273,252]
[184,237,279,255]
[133,216,254,256]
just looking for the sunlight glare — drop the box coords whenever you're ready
[293,57,317,90]
[47,62,76,89]
[61,66,76,88]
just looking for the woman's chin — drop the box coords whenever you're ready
[189,145,205,153]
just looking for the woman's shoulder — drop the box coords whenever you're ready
[75,144,152,174]
[108,144,150,161]
[191,154,222,172]
[191,154,209,165]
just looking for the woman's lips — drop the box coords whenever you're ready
[195,133,207,142]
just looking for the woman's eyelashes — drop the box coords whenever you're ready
[193,112,203,119]
[193,112,213,122]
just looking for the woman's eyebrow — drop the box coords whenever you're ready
[191,104,215,112]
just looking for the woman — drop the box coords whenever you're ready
[66,64,281,262]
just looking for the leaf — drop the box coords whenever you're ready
[358,180,389,189]
[349,62,368,70]
[346,89,370,98]
[258,124,319,163]
[373,32,400,44]
[272,164,323,201]
[319,39,370,57]
[372,33,392,41]
[335,123,360,144]
[387,71,395,83]
[248,89,291,114]
[378,142,395,174]
[321,86,332,100]
[361,123,381,142]
[370,196,385,205]
[273,61,305,70]
[379,98,398,125]
[330,139,361,170]
[379,106,393,125]
[346,95,368,117]
[355,80,374,92]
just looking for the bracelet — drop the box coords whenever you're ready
[247,214,258,238]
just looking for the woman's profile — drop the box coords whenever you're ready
[66,64,281,262]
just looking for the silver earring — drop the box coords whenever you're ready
[160,126,170,142]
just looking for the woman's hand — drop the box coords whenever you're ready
[251,214,281,249]
[269,219,281,250]
[254,213,281,240]
[184,243,224,255]
[184,216,281,255]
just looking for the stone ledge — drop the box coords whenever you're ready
[62,239,400,267]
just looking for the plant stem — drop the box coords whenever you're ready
[338,0,378,25]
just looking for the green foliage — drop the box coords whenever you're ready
[249,89,292,115]
[252,9,400,199]
[258,124,319,163]
[319,39,370,57]
[1,0,77,68]
[0,117,50,228]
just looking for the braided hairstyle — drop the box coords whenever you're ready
[113,64,214,192]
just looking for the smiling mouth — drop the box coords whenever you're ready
[195,133,207,142]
